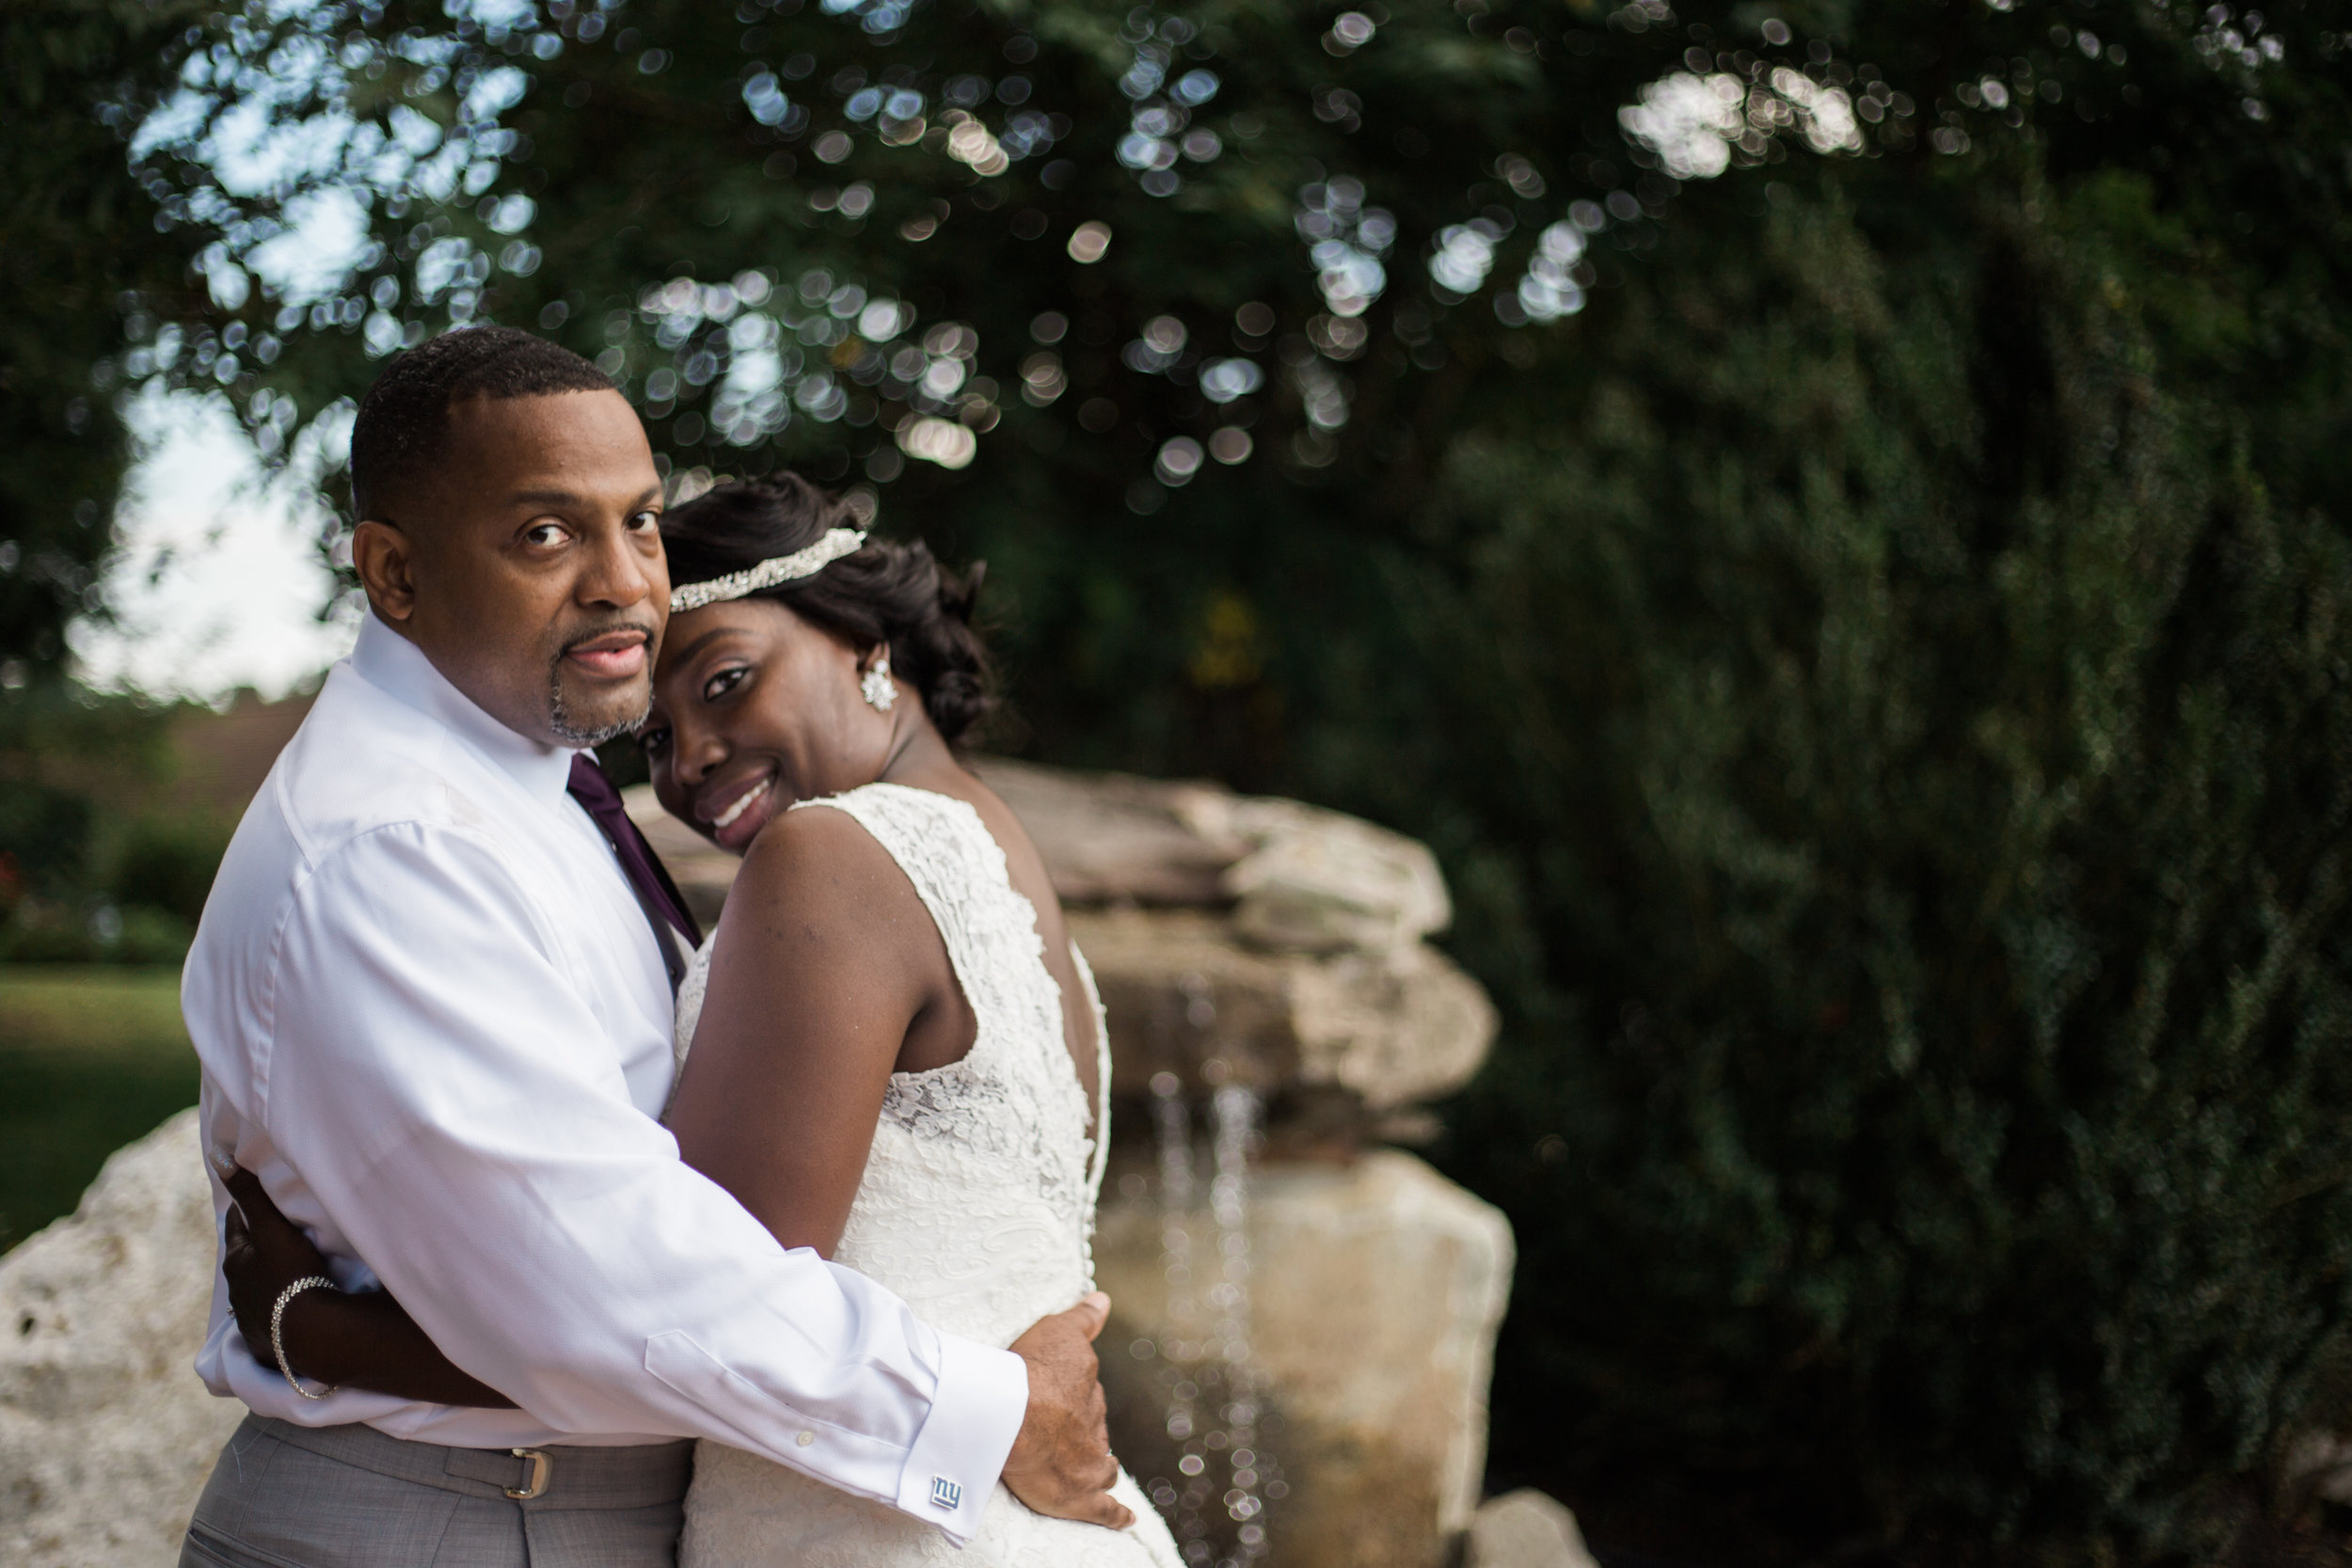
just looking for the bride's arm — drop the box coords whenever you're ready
[662,802,960,1258]
[219,1166,516,1406]
[217,807,953,1402]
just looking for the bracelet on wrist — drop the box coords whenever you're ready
[270,1275,341,1401]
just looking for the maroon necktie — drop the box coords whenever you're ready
[566,754,704,988]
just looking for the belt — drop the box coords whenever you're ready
[249,1416,693,1509]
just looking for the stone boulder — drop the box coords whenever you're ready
[972,760,1452,954]
[1072,907,1495,1116]
[1095,1150,1515,1568]
[0,1110,238,1568]
[1460,1490,1600,1568]
[964,760,1248,907]
[1179,793,1451,957]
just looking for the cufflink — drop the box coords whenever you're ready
[930,1476,963,1512]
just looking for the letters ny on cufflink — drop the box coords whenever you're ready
[930,1475,963,1512]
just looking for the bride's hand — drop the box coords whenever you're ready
[220,1164,333,1359]
[1002,1291,1136,1530]
[217,1164,518,1408]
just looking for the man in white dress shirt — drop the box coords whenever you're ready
[178,328,1125,1566]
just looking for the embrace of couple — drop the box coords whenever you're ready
[177,325,1186,1568]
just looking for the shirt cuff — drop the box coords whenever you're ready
[894,1332,1029,1543]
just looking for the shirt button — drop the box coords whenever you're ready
[796,1431,816,1448]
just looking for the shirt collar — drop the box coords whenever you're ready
[348,612,582,801]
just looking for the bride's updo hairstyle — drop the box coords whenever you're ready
[660,474,993,744]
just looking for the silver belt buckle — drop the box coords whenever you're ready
[504,1448,552,1501]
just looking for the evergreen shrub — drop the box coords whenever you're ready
[1418,182,2352,1557]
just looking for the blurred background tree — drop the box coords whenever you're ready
[1,0,214,686]
[0,0,230,962]
[7,0,2352,1560]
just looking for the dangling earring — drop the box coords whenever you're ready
[862,650,898,713]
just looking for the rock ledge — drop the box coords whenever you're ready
[0,1111,239,1568]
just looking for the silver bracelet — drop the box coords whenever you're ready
[270,1275,340,1401]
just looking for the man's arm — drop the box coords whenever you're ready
[246,821,1022,1540]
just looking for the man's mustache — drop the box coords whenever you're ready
[554,619,660,662]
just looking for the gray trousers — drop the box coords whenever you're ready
[181,1415,692,1568]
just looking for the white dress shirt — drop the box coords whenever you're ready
[183,613,1027,1543]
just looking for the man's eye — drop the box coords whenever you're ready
[628,510,661,532]
[702,667,749,703]
[525,522,567,547]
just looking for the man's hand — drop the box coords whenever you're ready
[1002,1291,1135,1530]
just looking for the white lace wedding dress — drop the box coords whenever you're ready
[671,782,1184,1568]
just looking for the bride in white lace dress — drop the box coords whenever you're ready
[639,479,1182,1568]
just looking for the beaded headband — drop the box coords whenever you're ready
[667,527,867,613]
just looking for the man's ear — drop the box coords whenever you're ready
[351,519,420,624]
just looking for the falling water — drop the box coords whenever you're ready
[1207,1083,1270,1561]
[1147,1066,1281,1566]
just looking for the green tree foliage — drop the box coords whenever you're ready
[1414,178,2352,1555]
[0,0,214,682]
[15,0,2352,1556]
[0,0,219,961]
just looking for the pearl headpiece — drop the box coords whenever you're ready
[666,528,867,612]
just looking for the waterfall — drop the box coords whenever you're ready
[1208,1083,1270,1561]
[1146,1062,1282,1566]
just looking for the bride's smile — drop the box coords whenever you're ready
[708,771,772,834]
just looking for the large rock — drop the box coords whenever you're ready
[0,1110,237,1568]
[973,760,1452,954]
[1178,792,1451,957]
[1460,1490,1600,1568]
[964,760,1248,907]
[1096,1150,1516,1568]
[1072,907,1495,1115]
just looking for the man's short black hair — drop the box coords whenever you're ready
[348,326,615,521]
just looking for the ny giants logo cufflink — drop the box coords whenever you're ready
[930,1475,963,1511]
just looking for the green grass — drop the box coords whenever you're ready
[0,965,199,1254]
